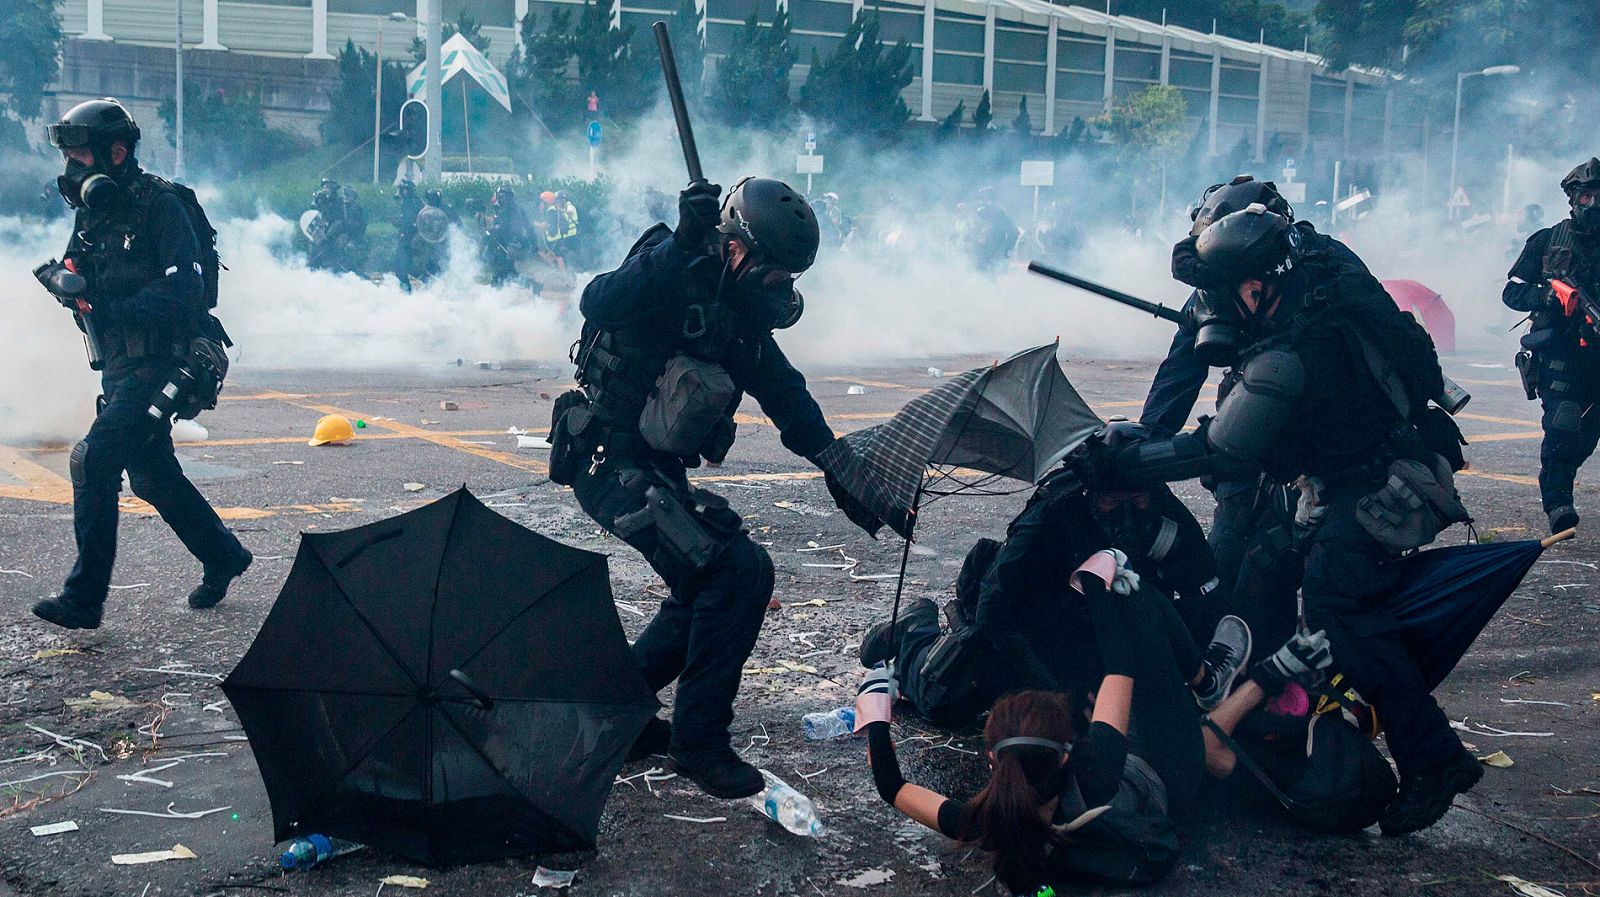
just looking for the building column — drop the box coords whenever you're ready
[306,0,332,59]
[918,0,935,121]
[1043,15,1058,135]
[1254,58,1267,161]
[1381,87,1393,160]
[83,0,112,40]
[199,0,227,50]
[416,0,426,39]
[514,0,528,48]
[851,0,862,22]
[1207,46,1221,156]
[1158,35,1169,84]
[1101,27,1114,110]
[982,3,994,98]
[1342,74,1354,158]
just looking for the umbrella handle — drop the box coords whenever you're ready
[448,669,495,710]
[1541,527,1577,548]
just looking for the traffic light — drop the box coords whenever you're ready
[397,99,428,160]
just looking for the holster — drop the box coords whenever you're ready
[614,479,742,574]
[547,390,593,486]
[1514,348,1538,401]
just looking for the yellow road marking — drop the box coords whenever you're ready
[1457,411,1541,428]
[1468,432,1544,443]
[816,376,926,392]
[283,399,549,475]
[0,445,75,505]
[1460,468,1539,486]
[1451,378,1520,387]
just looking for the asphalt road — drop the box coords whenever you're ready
[0,350,1595,897]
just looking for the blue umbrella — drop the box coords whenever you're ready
[1389,529,1574,690]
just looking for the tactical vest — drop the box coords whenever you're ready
[1543,220,1599,294]
[71,173,187,365]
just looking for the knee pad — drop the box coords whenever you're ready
[68,439,90,489]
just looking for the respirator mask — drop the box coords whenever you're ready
[728,256,805,331]
[57,157,123,210]
[1190,290,1249,368]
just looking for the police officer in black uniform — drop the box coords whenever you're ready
[484,186,534,286]
[1504,158,1600,534]
[552,177,880,798]
[32,98,251,630]
[392,179,423,291]
[1106,204,1481,836]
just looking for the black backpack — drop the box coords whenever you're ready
[139,175,223,310]
[1043,755,1181,886]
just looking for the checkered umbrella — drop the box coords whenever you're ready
[818,343,1103,540]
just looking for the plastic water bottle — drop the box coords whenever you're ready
[748,770,823,836]
[278,834,363,871]
[801,707,855,740]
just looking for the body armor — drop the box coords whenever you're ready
[69,173,188,365]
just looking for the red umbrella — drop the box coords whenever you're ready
[1381,279,1456,353]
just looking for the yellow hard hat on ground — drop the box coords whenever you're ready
[308,414,356,446]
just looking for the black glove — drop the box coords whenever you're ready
[825,471,884,537]
[673,180,723,253]
[1250,629,1333,695]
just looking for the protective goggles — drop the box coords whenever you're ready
[46,123,95,149]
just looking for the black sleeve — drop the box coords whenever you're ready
[974,493,1075,634]
[101,193,203,327]
[736,336,836,460]
[867,719,969,837]
[1154,490,1220,602]
[1504,229,1551,313]
[1140,293,1208,438]
[1071,721,1129,808]
[936,798,968,839]
[578,232,692,327]
[1170,235,1205,288]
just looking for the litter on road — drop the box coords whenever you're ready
[110,844,197,865]
[663,814,727,824]
[1479,751,1515,768]
[99,802,232,819]
[379,875,431,889]
[532,866,577,888]
[30,821,79,837]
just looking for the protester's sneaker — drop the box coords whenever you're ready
[188,552,253,609]
[1379,748,1483,836]
[670,746,764,799]
[1548,505,1579,535]
[32,594,104,630]
[858,598,936,668]
[628,716,672,762]
[1193,615,1252,711]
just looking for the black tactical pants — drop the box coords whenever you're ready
[1300,488,1462,779]
[572,459,775,753]
[1535,346,1600,514]
[1212,478,1303,652]
[61,371,248,605]
[393,234,415,292]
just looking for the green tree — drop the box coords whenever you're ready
[1112,0,1308,49]
[1100,84,1187,201]
[411,9,491,63]
[1012,95,1031,136]
[158,85,299,179]
[507,8,579,124]
[572,0,657,119]
[709,9,796,129]
[935,100,966,139]
[972,89,992,130]
[0,0,63,150]
[669,0,706,100]
[797,12,913,145]
[322,38,408,147]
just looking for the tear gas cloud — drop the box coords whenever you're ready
[0,216,101,445]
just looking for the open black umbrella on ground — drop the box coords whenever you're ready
[1389,529,1574,690]
[223,487,657,866]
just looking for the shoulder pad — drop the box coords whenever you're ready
[625,223,673,260]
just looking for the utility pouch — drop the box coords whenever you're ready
[1413,405,1468,473]
[1514,348,1538,400]
[916,625,984,722]
[622,484,741,573]
[547,390,593,486]
[640,354,738,460]
[1355,457,1469,553]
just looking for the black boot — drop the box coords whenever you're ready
[627,716,672,762]
[859,598,937,668]
[32,594,104,630]
[1379,749,1483,836]
[188,552,252,610]
[670,745,763,799]
[1548,505,1579,535]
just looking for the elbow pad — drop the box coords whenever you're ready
[1206,348,1305,462]
[1111,430,1215,484]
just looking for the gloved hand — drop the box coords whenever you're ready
[1107,547,1140,595]
[673,180,723,253]
[825,472,884,537]
[1250,629,1333,695]
[853,663,898,732]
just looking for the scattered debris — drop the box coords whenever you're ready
[926,368,945,378]
[439,401,460,411]
[1496,874,1566,897]
[271,460,305,465]
[115,759,186,789]
[1452,720,1554,738]
[33,648,80,659]
[532,867,577,888]
[786,599,827,608]
[517,435,553,450]
[796,542,846,553]
[1498,698,1570,707]
[111,844,197,865]
[846,385,866,395]
[30,821,78,837]
[26,724,108,762]
[379,875,430,889]
[132,667,224,682]
[403,483,426,492]
[108,583,150,590]
[837,868,896,888]
[663,814,727,824]
[99,802,232,820]
[1478,751,1515,768]
[66,690,138,712]
[1,568,34,577]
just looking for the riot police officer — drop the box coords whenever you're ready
[484,186,533,286]
[32,98,251,630]
[1504,159,1600,534]
[1107,204,1481,836]
[392,179,422,291]
[551,177,880,798]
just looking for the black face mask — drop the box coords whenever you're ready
[57,157,122,210]
[725,256,805,331]
[1190,289,1248,367]
[1571,201,1600,235]
[1092,502,1156,551]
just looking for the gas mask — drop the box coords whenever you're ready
[1570,191,1600,234]
[725,256,805,331]
[1089,491,1157,553]
[1190,289,1248,367]
[57,157,123,210]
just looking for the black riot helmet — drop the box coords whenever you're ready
[48,98,142,209]
[396,179,416,198]
[716,176,821,273]
[1190,174,1292,237]
[1195,204,1300,289]
[493,185,515,207]
[424,188,443,206]
[1561,158,1600,233]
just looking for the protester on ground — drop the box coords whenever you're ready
[1503,158,1600,534]
[552,176,882,799]
[32,98,251,630]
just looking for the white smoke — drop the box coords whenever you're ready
[0,216,101,446]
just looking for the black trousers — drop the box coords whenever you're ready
[1212,478,1304,653]
[1300,489,1462,778]
[572,459,775,753]
[61,371,248,605]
